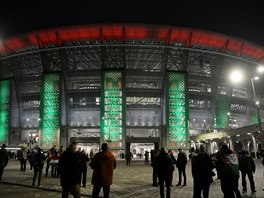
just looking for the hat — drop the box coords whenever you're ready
[2,144,6,148]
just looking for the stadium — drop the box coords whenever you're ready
[0,24,264,156]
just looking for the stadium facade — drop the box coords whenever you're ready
[0,24,263,155]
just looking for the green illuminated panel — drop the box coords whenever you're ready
[39,73,61,148]
[250,106,258,125]
[101,71,124,149]
[0,80,11,144]
[166,72,189,149]
[215,94,230,129]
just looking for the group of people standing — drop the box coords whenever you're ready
[150,146,187,198]
[44,144,92,190]
[0,142,116,198]
[59,142,116,198]
[0,142,261,198]
[150,143,258,198]
[213,144,256,198]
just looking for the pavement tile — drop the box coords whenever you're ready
[1,159,264,198]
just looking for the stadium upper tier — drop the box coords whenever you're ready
[0,24,263,63]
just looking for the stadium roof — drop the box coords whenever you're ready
[0,24,263,63]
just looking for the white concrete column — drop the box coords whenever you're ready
[250,134,258,158]
[210,141,213,153]
[229,138,234,151]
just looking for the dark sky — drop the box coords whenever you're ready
[0,0,263,46]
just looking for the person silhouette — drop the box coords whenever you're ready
[90,143,116,198]
[0,144,9,182]
[32,147,46,187]
[59,143,81,198]
[176,148,187,186]
[156,147,173,198]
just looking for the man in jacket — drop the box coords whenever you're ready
[239,150,256,193]
[192,146,214,198]
[168,150,177,186]
[0,144,9,182]
[90,143,116,198]
[32,147,46,187]
[176,148,187,186]
[79,149,90,188]
[59,143,81,198]
[215,144,241,198]
[150,146,160,187]
[18,146,28,172]
[45,145,57,177]
[156,147,173,198]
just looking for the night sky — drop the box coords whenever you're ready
[0,0,263,46]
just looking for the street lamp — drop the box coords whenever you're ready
[254,66,264,133]
[251,76,259,103]
[229,70,244,84]
[227,112,231,129]
[203,120,207,133]
[251,76,262,134]
[228,66,263,155]
[229,67,262,110]
[256,101,262,133]
[257,65,264,73]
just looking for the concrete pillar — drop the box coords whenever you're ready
[206,142,211,154]
[249,134,258,158]
[241,141,246,151]
[229,138,234,151]
[215,141,220,151]
[203,142,208,154]
[211,141,218,153]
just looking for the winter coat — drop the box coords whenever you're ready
[156,152,173,177]
[177,152,187,169]
[150,149,160,167]
[34,151,46,170]
[169,154,177,171]
[59,148,81,186]
[192,152,214,184]
[80,153,90,170]
[215,149,239,177]
[90,151,116,186]
[0,148,9,168]
[239,154,255,173]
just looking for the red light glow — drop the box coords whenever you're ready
[0,24,263,62]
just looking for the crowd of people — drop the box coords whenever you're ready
[1,142,264,198]
[148,143,260,198]
[0,142,116,198]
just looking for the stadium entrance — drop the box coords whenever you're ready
[126,136,160,158]
[70,137,100,156]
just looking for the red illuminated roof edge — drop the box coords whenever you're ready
[1,24,263,63]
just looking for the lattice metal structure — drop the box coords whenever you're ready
[0,80,11,144]
[39,73,61,148]
[101,71,125,149]
[166,72,189,149]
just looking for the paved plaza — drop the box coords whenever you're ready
[1,158,264,198]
